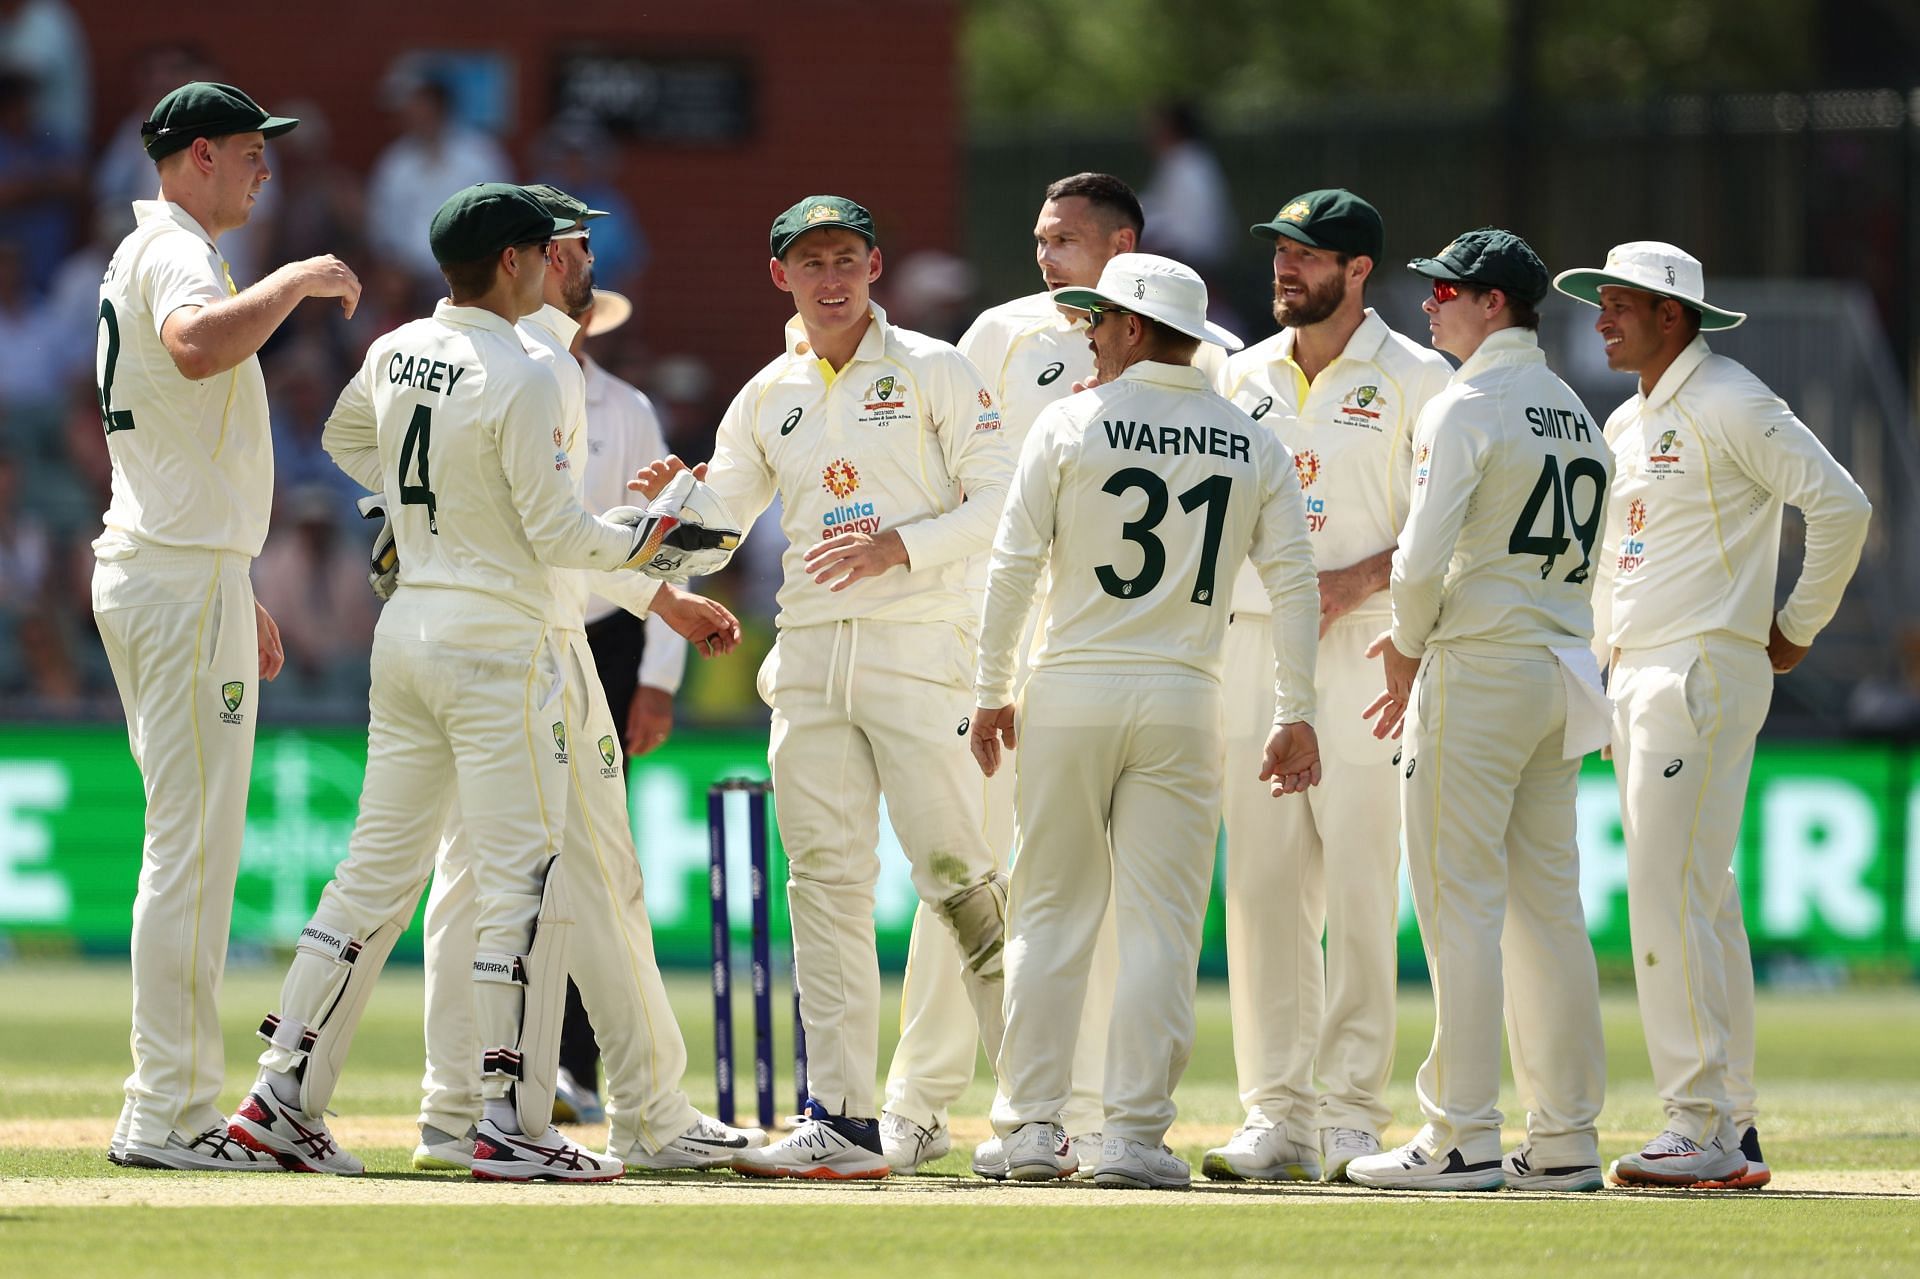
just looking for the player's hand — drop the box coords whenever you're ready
[625,686,674,756]
[803,529,909,591]
[1362,629,1418,740]
[652,583,740,657]
[1260,721,1322,795]
[1070,372,1102,393]
[1767,616,1811,673]
[1362,689,1406,740]
[627,455,705,502]
[293,255,361,319]
[969,705,1017,777]
[255,600,284,681]
[1316,564,1376,637]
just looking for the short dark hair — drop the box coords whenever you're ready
[1465,285,1541,332]
[1043,172,1145,237]
[441,256,498,300]
[1138,314,1201,364]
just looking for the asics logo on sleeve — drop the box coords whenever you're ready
[1038,362,1065,386]
[1664,759,1684,778]
[781,408,803,436]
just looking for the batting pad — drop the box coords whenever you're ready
[256,917,403,1115]
[473,856,574,1136]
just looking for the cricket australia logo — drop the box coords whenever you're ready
[218,680,245,724]
[551,721,569,763]
[1279,200,1312,223]
[598,734,620,777]
[1646,429,1686,478]
[822,457,861,498]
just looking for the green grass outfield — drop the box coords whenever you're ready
[0,961,1914,1276]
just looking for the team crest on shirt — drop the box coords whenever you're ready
[1335,384,1385,429]
[1295,450,1327,533]
[1645,429,1686,477]
[858,372,914,425]
[552,721,569,763]
[1618,499,1649,574]
[219,681,245,724]
[598,734,620,777]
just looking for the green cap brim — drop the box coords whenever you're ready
[1550,269,1747,330]
[1251,220,1322,249]
[1406,255,1471,283]
[772,224,875,258]
[1049,285,1110,312]
[260,115,300,139]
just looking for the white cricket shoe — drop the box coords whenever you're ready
[731,1107,889,1180]
[471,1118,623,1182]
[1346,1141,1505,1191]
[620,1113,768,1171]
[122,1122,283,1172]
[1320,1126,1382,1182]
[1609,1129,1746,1188]
[1004,1122,1076,1182]
[228,1089,363,1175]
[879,1112,951,1173]
[1698,1126,1771,1190]
[1069,1130,1102,1179]
[1202,1123,1321,1182]
[1502,1144,1603,1192]
[1093,1136,1190,1189]
[412,1123,477,1171]
[971,1135,1009,1181]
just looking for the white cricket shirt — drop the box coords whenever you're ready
[1219,309,1452,615]
[323,301,636,631]
[93,200,273,559]
[1594,335,1870,651]
[703,303,1011,629]
[976,360,1319,725]
[1390,328,1612,657]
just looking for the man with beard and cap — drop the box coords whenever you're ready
[1205,189,1449,1183]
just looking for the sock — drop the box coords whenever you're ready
[261,1068,302,1111]
[484,1097,520,1135]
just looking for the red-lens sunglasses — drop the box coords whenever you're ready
[1430,280,1463,304]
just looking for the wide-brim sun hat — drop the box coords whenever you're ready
[1052,252,1241,350]
[585,289,631,337]
[1552,240,1746,330]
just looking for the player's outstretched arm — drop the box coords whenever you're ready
[162,255,361,380]
[650,583,741,658]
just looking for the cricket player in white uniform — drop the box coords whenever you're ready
[96,81,361,1172]
[1346,229,1612,1193]
[882,172,1144,1177]
[230,185,696,1181]
[973,253,1323,1190]
[1206,189,1451,1184]
[1553,243,1871,1189]
[411,185,763,1175]
[634,195,1013,1179]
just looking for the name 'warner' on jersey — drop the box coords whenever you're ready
[95,201,273,558]
[322,301,636,622]
[702,303,1010,628]
[1390,328,1612,657]
[977,360,1318,719]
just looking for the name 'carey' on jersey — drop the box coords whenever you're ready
[386,353,469,394]
[1101,419,1250,461]
[1525,404,1593,442]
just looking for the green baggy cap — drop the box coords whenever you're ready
[769,195,876,258]
[1250,188,1384,261]
[429,183,571,265]
[520,183,609,236]
[1407,227,1549,306]
[142,81,299,161]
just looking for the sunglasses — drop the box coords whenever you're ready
[1086,304,1133,330]
[1430,279,1463,304]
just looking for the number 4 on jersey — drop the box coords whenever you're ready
[398,404,439,533]
[1508,454,1606,581]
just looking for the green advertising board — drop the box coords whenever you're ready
[0,726,1913,973]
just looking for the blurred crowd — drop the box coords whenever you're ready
[0,16,769,720]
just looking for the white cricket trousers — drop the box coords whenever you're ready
[258,592,569,1099]
[1221,610,1400,1142]
[761,618,1001,1119]
[1401,644,1605,1167]
[419,628,701,1154]
[993,670,1222,1147]
[94,547,259,1147]
[1612,633,1770,1144]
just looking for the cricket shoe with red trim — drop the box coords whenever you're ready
[731,1101,888,1180]
[1610,1129,1747,1188]
[471,1118,624,1182]
[1696,1126,1771,1190]
[122,1121,283,1172]
[228,1089,363,1175]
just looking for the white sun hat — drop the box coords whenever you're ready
[584,288,632,337]
[1551,241,1746,330]
[1052,252,1242,350]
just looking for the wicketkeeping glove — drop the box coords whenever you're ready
[606,470,742,582]
[357,492,399,601]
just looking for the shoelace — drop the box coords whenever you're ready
[1648,1130,1704,1156]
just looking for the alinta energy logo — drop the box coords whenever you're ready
[1627,498,1648,535]
[822,458,860,499]
[1295,448,1320,489]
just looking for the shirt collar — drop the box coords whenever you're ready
[133,199,218,252]
[433,298,523,339]
[1273,307,1391,370]
[785,300,893,365]
[1641,334,1713,410]
[520,303,581,348]
[1451,325,1544,384]
[1115,359,1211,391]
